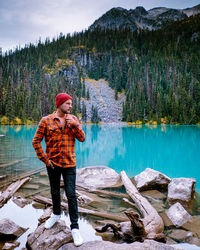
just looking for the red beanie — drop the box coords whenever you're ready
[55,93,72,108]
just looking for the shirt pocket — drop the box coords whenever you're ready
[48,126,60,138]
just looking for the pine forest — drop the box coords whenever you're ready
[0,14,200,125]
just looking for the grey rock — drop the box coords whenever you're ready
[172,243,200,249]
[59,239,180,250]
[12,196,30,208]
[77,166,120,189]
[183,4,200,17]
[38,207,52,225]
[166,202,192,227]
[167,229,193,242]
[187,237,200,247]
[0,218,27,240]
[182,215,200,236]
[26,220,72,250]
[141,190,166,199]
[2,241,20,250]
[167,178,196,205]
[134,168,171,191]
[160,212,173,227]
[84,79,125,123]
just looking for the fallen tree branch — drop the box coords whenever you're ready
[0,167,44,189]
[24,187,50,198]
[0,159,27,168]
[121,171,164,237]
[95,173,166,243]
[96,210,147,243]
[0,177,31,208]
[33,195,128,222]
[90,189,129,199]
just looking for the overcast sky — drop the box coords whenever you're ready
[0,0,199,53]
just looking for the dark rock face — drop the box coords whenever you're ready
[89,5,200,32]
[0,218,27,240]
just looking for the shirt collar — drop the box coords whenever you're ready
[52,111,67,120]
[52,111,58,120]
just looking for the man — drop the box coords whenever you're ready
[32,93,85,247]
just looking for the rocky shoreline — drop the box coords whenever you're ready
[0,166,200,249]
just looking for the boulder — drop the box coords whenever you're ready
[160,212,173,227]
[167,178,196,206]
[76,166,120,189]
[182,215,200,235]
[0,218,27,240]
[38,207,52,225]
[166,202,192,227]
[167,229,193,243]
[141,190,166,199]
[12,196,30,208]
[2,241,20,249]
[26,220,72,250]
[134,168,171,191]
[59,239,178,250]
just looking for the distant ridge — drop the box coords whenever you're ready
[89,4,200,31]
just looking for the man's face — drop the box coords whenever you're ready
[60,99,72,114]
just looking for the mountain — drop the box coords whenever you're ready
[0,7,200,125]
[89,4,200,31]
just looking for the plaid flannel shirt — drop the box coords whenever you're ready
[32,112,85,167]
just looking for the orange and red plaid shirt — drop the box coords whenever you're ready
[32,112,85,167]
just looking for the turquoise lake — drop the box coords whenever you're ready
[0,124,199,191]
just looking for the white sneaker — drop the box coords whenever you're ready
[71,229,83,247]
[44,213,61,229]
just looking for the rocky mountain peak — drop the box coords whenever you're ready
[183,4,200,17]
[89,4,200,32]
[130,6,148,16]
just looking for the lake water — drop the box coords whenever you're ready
[0,124,200,191]
[0,124,200,249]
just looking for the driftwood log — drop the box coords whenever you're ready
[89,189,129,199]
[0,158,27,168]
[0,166,44,189]
[121,171,164,238]
[96,171,166,243]
[96,210,147,243]
[0,177,31,208]
[33,195,128,222]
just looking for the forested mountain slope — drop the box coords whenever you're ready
[0,9,200,124]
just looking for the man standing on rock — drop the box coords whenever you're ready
[32,93,85,247]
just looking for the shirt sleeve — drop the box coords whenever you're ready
[32,118,49,165]
[70,116,85,142]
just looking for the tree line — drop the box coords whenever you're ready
[0,14,200,124]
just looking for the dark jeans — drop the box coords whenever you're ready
[46,164,78,230]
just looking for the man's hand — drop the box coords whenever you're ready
[66,115,77,127]
[47,159,54,169]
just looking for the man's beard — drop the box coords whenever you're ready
[60,106,70,114]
